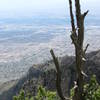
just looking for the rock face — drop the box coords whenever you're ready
[0,50,100,100]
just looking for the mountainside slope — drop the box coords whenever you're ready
[0,50,100,100]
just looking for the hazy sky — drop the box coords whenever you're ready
[0,0,99,18]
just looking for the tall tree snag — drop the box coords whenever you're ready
[50,0,88,99]
[68,0,88,100]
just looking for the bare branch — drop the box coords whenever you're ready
[82,10,89,19]
[82,57,86,62]
[50,49,67,100]
[73,81,78,90]
[75,0,82,27]
[84,44,90,53]
[69,0,77,38]
[81,71,88,78]
[70,31,79,48]
[50,49,60,73]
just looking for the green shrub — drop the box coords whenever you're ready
[84,75,100,100]
[70,75,100,100]
[13,86,59,100]
[35,86,58,100]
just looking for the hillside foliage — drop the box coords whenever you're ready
[13,86,59,100]
[13,75,100,100]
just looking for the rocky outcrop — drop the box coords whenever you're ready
[0,50,100,100]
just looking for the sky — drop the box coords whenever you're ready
[0,0,99,18]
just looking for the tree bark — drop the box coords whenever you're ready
[68,0,88,100]
[50,49,67,100]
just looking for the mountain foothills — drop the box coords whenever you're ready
[0,50,100,100]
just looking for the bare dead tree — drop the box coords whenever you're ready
[68,0,89,100]
[50,49,69,100]
[50,0,88,100]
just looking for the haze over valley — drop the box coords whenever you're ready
[0,0,100,85]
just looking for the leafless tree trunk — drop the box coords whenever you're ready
[68,0,89,100]
[50,0,88,100]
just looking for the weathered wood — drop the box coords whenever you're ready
[69,0,76,35]
[84,44,89,53]
[50,0,88,99]
[50,49,67,100]
[69,0,88,100]
[82,10,89,19]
